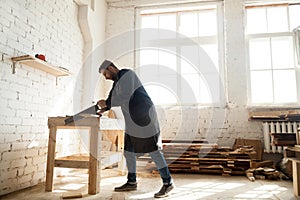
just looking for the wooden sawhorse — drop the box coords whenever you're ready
[45,116,101,195]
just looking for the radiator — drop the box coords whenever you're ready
[263,121,300,153]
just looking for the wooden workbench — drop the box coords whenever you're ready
[45,116,101,195]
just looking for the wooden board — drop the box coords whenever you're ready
[249,110,300,121]
[233,138,262,160]
[62,192,82,199]
[271,133,296,146]
[54,151,123,170]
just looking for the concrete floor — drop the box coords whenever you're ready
[1,167,298,200]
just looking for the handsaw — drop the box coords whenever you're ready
[64,105,108,124]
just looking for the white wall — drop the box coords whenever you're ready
[104,0,274,146]
[76,0,108,108]
[0,0,85,195]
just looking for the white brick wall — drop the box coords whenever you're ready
[0,0,85,195]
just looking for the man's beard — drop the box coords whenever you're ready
[112,73,118,81]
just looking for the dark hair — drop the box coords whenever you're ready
[99,60,116,73]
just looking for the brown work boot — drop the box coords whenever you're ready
[114,182,137,191]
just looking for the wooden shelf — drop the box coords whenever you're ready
[11,55,71,76]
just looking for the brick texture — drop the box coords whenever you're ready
[0,0,84,195]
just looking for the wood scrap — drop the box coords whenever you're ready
[246,171,255,182]
[102,140,112,151]
[62,192,82,199]
[251,160,274,169]
[279,157,293,179]
[271,133,296,146]
[233,138,262,160]
[285,114,300,121]
[246,166,289,181]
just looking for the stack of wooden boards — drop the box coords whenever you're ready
[163,143,253,176]
[142,140,260,176]
[140,139,292,181]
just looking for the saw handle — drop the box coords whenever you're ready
[96,106,109,115]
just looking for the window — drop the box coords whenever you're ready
[246,3,300,105]
[135,3,224,106]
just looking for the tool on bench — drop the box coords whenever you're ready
[64,104,108,125]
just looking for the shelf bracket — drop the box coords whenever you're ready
[12,61,16,74]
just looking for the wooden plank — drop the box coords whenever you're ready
[11,54,33,61]
[162,144,219,150]
[102,130,124,151]
[165,157,251,162]
[162,140,208,143]
[21,59,70,76]
[55,160,89,169]
[169,168,224,174]
[297,128,300,145]
[88,126,101,195]
[102,140,113,151]
[249,110,300,121]
[223,167,232,174]
[62,192,82,199]
[48,116,99,127]
[45,126,57,192]
[233,138,263,160]
[271,133,296,146]
[55,153,89,160]
[11,55,71,76]
[117,131,124,152]
[54,152,123,170]
[292,159,300,197]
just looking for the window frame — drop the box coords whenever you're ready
[245,3,300,107]
[134,2,225,107]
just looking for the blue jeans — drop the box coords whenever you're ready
[124,150,172,185]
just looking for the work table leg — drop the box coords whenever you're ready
[88,126,101,194]
[45,126,57,192]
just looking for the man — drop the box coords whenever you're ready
[97,60,174,198]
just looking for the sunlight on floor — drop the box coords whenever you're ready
[47,169,292,200]
[128,180,290,200]
[59,183,86,190]
[234,184,288,199]
[129,191,158,199]
[129,180,245,199]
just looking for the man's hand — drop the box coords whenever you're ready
[97,99,107,108]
